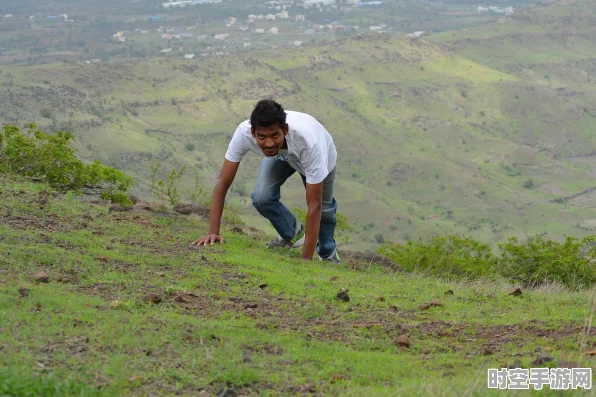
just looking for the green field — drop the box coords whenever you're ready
[2,173,596,396]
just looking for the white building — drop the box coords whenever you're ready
[185,53,195,59]
[276,10,289,19]
[255,28,265,33]
[305,0,335,5]
[406,31,426,38]
[269,27,279,34]
[243,42,251,47]
[266,14,276,20]
[294,40,302,46]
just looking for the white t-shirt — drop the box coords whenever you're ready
[225,111,337,184]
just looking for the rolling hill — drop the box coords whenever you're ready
[1,0,596,250]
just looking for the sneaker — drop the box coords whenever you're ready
[267,221,305,249]
[320,248,341,264]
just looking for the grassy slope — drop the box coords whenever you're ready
[1,0,596,251]
[1,173,595,396]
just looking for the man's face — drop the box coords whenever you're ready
[251,123,288,157]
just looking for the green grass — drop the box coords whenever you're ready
[1,173,596,395]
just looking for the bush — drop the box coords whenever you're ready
[379,235,498,279]
[498,236,596,288]
[0,124,134,204]
[40,108,54,119]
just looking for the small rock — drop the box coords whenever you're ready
[445,290,454,295]
[508,288,522,296]
[394,335,410,348]
[244,303,258,309]
[230,226,245,234]
[19,287,30,297]
[128,195,140,204]
[419,299,443,310]
[336,289,350,302]
[99,256,109,263]
[258,283,268,289]
[81,214,94,221]
[377,296,386,302]
[483,347,494,355]
[146,294,162,304]
[174,295,188,303]
[155,271,165,277]
[584,350,596,356]
[201,255,208,261]
[34,271,49,283]
[431,298,444,306]
[330,373,342,383]
[329,276,338,281]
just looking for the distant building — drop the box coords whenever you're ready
[266,14,276,20]
[243,42,251,47]
[478,6,514,15]
[296,14,306,21]
[294,40,302,46]
[255,28,265,33]
[148,16,161,21]
[305,0,335,5]
[276,10,289,19]
[160,48,172,52]
[214,33,229,40]
[406,31,426,38]
[185,53,195,59]
[269,27,279,34]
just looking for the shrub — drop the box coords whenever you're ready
[40,108,54,119]
[0,124,134,204]
[379,235,498,279]
[498,236,596,288]
[523,178,535,189]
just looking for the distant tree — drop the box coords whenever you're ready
[523,179,535,189]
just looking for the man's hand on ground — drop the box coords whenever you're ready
[191,234,225,246]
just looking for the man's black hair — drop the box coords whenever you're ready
[250,99,286,130]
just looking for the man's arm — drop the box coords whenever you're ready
[192,159,240,245]
[301,182,323,260]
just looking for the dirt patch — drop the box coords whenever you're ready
[339,251,401,272]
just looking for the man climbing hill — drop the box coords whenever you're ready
[192,99,340,263]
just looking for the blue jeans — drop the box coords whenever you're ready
[251,156,337,258]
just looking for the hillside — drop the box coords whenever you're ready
[1,0,596,250]
[1,172,595,395]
